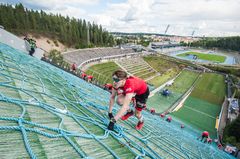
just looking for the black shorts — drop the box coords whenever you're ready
[135,87,149,110]
[202,134,208,138]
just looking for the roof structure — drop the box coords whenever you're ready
[0,42,234,159]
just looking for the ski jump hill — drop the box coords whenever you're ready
[0,28,234,158]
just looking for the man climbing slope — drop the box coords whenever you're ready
[108,70,149,130]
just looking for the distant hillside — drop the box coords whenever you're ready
[0,3,114,49]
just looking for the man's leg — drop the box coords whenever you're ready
[121,110,134,120]
[135,110,143,122]
[135,108,144,130]
[134,89,149,130]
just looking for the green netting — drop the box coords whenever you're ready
[0,42,234,159]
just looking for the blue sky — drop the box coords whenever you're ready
[1,0,240,37]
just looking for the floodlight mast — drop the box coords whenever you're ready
[188,30,195,48]
[87,22,90,46]
[159,24,170,53]
[164,24,170,35]
[191,30,195,37]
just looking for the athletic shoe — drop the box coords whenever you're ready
[121,110,134,120]
[136,121,144,130]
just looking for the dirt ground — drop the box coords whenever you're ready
[19,34,69,53]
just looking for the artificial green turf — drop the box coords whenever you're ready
[147,70,199,113]
[148,69,179,87]
[172,96,221,137]
[172,73,226,138]
[165,70,199,93]
[190,73,226,105]
[177,52,226,63]
[147,92,182,113]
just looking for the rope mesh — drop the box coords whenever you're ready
[0,42,234,159]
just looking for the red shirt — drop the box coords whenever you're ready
[160,114,165,118]
[202,131,209,136]
[81,73,87,78]
[167,116,172,121]
[87,75,93,79]
[123,76,147,95]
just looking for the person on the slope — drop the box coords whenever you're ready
[81,72,87,80]
[166,116,172,122]
[71,62,77,72]
[181,124,185,129]
[198,131,209,142]
[108,70,149,131]
[87,75,93,82]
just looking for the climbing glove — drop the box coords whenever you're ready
[108,112,114,119]
[108,118,116,131]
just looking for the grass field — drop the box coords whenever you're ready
[165,70,200,93]
[85,62,120,84]
[148,69,178,87]
[85,56,182,87]
[143,56,180,73]
[177,52,226,63]
[147,92,182,113]
[172,73,226,137]
[147,70,200,113]
[190,73,226,105]
[172,97,221,137]
[143,56,181,87]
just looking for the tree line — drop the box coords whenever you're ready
[0,3,114,48]
[183,36,240,52]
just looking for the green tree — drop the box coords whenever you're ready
[0,3,114,48]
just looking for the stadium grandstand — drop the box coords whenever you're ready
[151,42,180,49]
[62,48,138,69]
[115,57,159,81]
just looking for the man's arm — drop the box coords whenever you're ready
[109,89,116,113]
[114,93,134,121]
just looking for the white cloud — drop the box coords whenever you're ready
[24,0,100,9]
[90,0,240,36]
[1,0,240,36]
[21,0,100,19]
